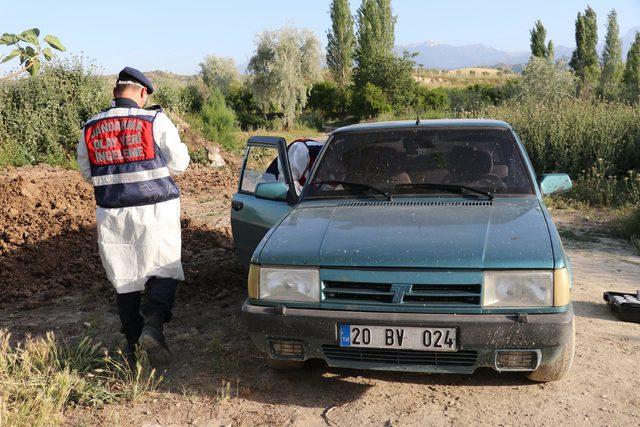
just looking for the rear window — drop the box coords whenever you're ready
[305,127,534,198]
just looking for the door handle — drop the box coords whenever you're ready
[232,201,244,211]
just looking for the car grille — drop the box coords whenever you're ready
[322,281,481,306]
[322,345,478,367]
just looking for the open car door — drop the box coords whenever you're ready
[231,136,297,268]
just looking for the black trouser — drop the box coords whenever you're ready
[116,277,178,347]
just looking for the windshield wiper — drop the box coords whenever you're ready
[393,182,494,200]
[314,180,392,201]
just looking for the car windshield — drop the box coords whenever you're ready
[305,127,534,199]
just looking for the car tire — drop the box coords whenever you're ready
[266,358,305,370]
[526,319,575,382]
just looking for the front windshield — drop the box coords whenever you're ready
[305,127,534,198]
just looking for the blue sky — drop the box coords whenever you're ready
[1,0,639,74]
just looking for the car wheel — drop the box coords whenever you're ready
[267,358,305,370]
[526,319,575,382]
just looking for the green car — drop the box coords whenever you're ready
[231,119,575,382]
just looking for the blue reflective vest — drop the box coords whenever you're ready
[82,98,180,208]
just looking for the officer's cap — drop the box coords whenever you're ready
[116,66,154,94]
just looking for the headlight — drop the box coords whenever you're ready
[258,266,320,302]
[483,271,553,307]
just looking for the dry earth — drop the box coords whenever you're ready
[0,165,639,426]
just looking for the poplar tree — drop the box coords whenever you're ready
[326,0,355,87]
[530,21,554,61]
[547,40,555,61]
[351,0,415,118]
[530,21,549,59]
[623,32,640,102]
[354,0,396,68]
[570,6,600,96]
[599,9,624,100]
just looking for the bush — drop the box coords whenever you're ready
[351,82,392,119]
[152,82,204,114]
[448,83,508,112]
[568,160,640,206]
[415,86,450,112]
[306,80,352,121]
[226,83,279,131]
[469,98,640,177]
[517,57,577,102]
[197,89,238,150]
[352,53,417,119]
[0,59,110,167]
[618,209,640,252]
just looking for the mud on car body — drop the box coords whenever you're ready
[231,119,575,382]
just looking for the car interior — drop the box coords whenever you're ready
[310,128,533,195]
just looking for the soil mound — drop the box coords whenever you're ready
[0,166,95,253]
[0,166,101,306]
[0,163,241,308]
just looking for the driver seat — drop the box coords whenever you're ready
[443,145,494,184]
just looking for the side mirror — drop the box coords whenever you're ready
[255,181,289,202]
[539,173,572,195]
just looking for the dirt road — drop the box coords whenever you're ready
[1,166,639,426]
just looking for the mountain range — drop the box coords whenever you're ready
[397,26,640,70]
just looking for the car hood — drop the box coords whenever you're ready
[258,198,554,269]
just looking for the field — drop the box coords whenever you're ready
[1,139,640,425]
[415,67,516,88]
[1,50,639,427]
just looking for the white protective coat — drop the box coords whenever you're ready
[77,108,190,294]
[280,140,323,194]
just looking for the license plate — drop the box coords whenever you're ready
[339,325,458,352]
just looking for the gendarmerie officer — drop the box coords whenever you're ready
[77,67,190,365]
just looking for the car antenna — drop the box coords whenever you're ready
[415,104,421,126]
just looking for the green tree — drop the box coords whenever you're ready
[354,0,396,68]
[226,83,276,130]
[0,28,66,78]
[307,80,352,120]
[547,40,555,61]
[530,20,551,59]
[623,32,640,102]
[326,0,355,87]
[199,88,238,149]
[352,52,416,118]
[570,7,600,97]
[356,82,392,119]
[415,86,450,112]
[351,0,415,118]
[248,26,321,128]
[518,57,577,102]
[199,55,240,96]
[599,10,624,100]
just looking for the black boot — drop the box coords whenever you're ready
[140,314,171,366]
[116,291,144,369]
[125,343,138,369]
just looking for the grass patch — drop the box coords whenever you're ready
[189,147,210,165]
[612,208,640,254]
[0,330,161,426]
[557,229,601,243]
[205,336,240,375]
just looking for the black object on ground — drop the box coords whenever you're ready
[603,291,640,323]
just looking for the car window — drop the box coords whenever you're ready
[240,146,281,194]
[306,127,534,198]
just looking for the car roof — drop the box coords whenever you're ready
[333,119,512,133]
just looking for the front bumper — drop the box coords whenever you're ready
[242,300,574,374]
